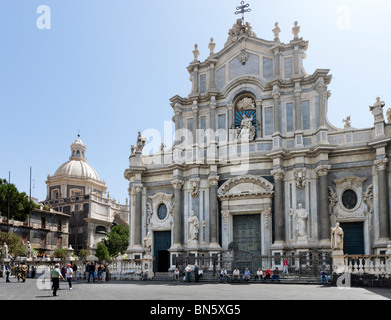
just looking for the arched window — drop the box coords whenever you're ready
[95,226,107,234]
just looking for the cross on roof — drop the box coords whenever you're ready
[235,1,251,23]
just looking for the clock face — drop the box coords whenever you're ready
[341,189,358,210]
[157,203,168,220]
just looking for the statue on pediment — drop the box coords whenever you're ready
[136,131,147,153]
[225,19,256,46]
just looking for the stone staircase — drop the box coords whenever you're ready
[152,272,323,285]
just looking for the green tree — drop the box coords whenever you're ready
[103,224,129,257]
[78,249,88,260]
[53,248,68,260]
[0,179,37,221]
[96,242,111,261]
[0,231,25,259]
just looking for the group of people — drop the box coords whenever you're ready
[4,262,35,283]
[219,267,282,283]
[173,264,204,282]
[85,262,110,283]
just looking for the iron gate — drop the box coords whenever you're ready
[212,248,333,278]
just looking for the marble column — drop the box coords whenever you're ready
[174,103,182,146]
[272,87,280,134]
[271,169,285,243]
[132,184,143,247]
[209,62,216,91]
[256,99,262,140]
[171,179,184,248]
[192,101,199,145]
[208,175,220,248]
[375,158,390,240]
[315,165,331,242]
[228,104,234,143]
[316,80,327,128]
[294,82,302,132]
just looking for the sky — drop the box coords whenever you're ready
[0,0,391,205]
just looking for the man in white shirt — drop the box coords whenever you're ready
[232,268,240,282]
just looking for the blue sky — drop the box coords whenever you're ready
[0,0,390,204]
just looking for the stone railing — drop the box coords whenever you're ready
[340,255,391,276]
[108,256,154,280]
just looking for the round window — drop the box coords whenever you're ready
[341,189,358,210]
[157,203,168,220]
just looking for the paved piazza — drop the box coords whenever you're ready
[0,277,390,301]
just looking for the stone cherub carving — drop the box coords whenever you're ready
[225,18,256,46]
[331,222,344,251]
[343,116,352,129]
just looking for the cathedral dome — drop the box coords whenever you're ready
[53,135,100,181]
[54,159,100,180]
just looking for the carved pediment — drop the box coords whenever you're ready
[218,175,273,199]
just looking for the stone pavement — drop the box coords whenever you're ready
[0,275,390,301]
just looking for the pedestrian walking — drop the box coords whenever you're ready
[66,264,73,290]
[51,263,65,297]
[5,262,11,283]
[283,258,289,276]
[72,263,78,281]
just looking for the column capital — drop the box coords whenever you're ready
[271,168,285,181]
[208,175,220,186]
[375,158,388,171]
[131,183,143,194]
[171,179,184,190]
[228,104,234,111]
[315,164,331,177]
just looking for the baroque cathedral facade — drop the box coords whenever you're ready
[124,17,391,272]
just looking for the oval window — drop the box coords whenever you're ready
[341,189,358,210]
[157,203,168,220]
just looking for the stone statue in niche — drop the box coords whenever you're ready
[237,114,256,141]
[295,204,308,241]
[188,211,200,242]
[331,222,344,251]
